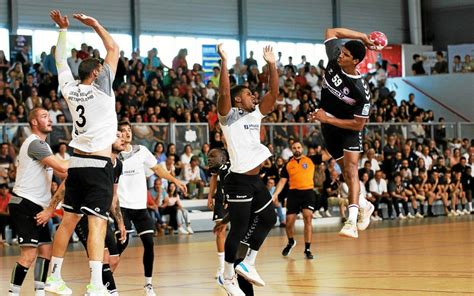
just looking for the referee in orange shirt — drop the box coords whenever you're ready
[272,141,321,259]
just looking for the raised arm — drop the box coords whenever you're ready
[50,10,75,92]
[217,44,231,117]
[73,13,119,73]
[326,28,373,48]
[259,46,278,115]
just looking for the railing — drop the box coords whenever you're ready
[0,122,471,153]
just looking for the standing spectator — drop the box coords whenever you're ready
[0,50,10,78]
[462,54,473,72]
[411,54,425,75]
[76,43,89,60]
[67,49,81,79]
[244,51,258,72]
[172,49,188,71]
[15,45,31,75]
[432,51,448,74]
[452,55,463,73]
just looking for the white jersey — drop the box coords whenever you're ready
[118,145,157,209]
[13,134,54,207]
[59,63,117,152]
[219,106,271,173]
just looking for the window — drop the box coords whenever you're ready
[0,28,9,59]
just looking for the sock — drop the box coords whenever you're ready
[244,249,258,265]
[413,208,418,214]
[288,237,295,245]
[223,262,235,279]
[348,204,359,225]
[460,203,465,210]
[217,252,225,270]
[34,257,50,291]
[145,277,152,285]
[468,202,473,212]
[10,262,29,293]
[428,205,432,214]
[358,191,369,208]
[89,261,103,287]
[420,204,425,215]
[102,264,116,291]
[447,206,452,212]
[304,242,311,252]
[50,256,64,279]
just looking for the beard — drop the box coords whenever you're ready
[293,151,302,158]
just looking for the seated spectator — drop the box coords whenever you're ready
[411,54,426,75]
[452,55,463,73]
[463,54,473,72]
[0,183,12,244]
[370,170,393,219]
[153,142,167,164]
[180,144,194,165]
[452,171,469,214]
[360,171,382,221]
[147,178,167,235]
[389,173,413,219]
[426,170,450,216]
[54,142,70,161]
[360,148,380,173]
[181,156,204,199]
[160,182,192,234]
[321,170,341,217]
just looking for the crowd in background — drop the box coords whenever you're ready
[0,42,473,243]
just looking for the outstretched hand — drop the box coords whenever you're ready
[50,10,69,29]
[362,34,376,50]
[308,108,329,123]
[263,45,276,65]
[217,43,227,61]
[73,13,100,28]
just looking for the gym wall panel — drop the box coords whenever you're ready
[340,0,408,44]
[0,0,7,28]
[247,0,332,41]
[17,0,131,33]
[140,0,238,37]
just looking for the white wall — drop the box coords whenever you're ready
[387,73,474,122]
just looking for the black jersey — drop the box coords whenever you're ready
[319,38,371,120]
[212,161,231,202]
[113,158,123,184]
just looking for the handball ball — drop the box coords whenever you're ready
[368,31,388,51]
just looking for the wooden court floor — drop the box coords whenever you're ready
[1,216,473,295]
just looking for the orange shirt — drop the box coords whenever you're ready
[282,156,315,190]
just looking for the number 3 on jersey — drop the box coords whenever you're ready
[75,105,86,128]
[331,74,342,87]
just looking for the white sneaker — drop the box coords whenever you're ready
[84,283,108,296]
[35,289,45,296]
[45,277,73,295]
[235,261,265,287]
[324,210,332,217]
[178,226,189,234]
[398,213,407,220]
[215,267,224,279]
[407,213,415,219]
[143,284,156,296]
[339,221,358,238]
[186,225,194,234]
[109,291,119,296]
[415,212,424,219]
[456,209,464,216]
[370,215,377,221]
[462,209,470,215]
[377,216,383,221]
[222,275,245,296]
[313,211,322,218]
[357,202,374,231]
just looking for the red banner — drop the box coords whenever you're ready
[357,44,402,77]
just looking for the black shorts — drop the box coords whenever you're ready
[75,216,120,256]
[213,196,228,221]
[286,189,316,215]
[120,208,155,236]
[8,195,51,247]
[321,123,362,160]
[224,172,273,214]
[63,154,114,220]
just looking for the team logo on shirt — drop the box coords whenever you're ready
[302,163,308,169]
[244,124,259,131]
[343,87,350,95]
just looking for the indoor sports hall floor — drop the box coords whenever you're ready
[1,216,473,295]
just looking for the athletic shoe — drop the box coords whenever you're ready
[34,289,45,296]
[313,211,322,218]
[281,240,296,257]
[456,209,464,216]
[407,213,415,219]
[84,283,108,296]
[448,210,457,217]
[304,250,314,260]
[143,284,156,296]
[217,274,224,287]
[462,209,470,215]
[178,226,189,234]
[415,212,424,219]
[222,275,245,296]
[186,225,194,234]
[235,261,265,287]
[357,202,374,231]
[398,213,407,220]
[215,267,224,279]
[339,221,358,238]
[45,277,73,295]
[376,216,383,221]
[324,210,332,217]
[109,291,119,296]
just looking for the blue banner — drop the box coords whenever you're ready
[202,44,219,82]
